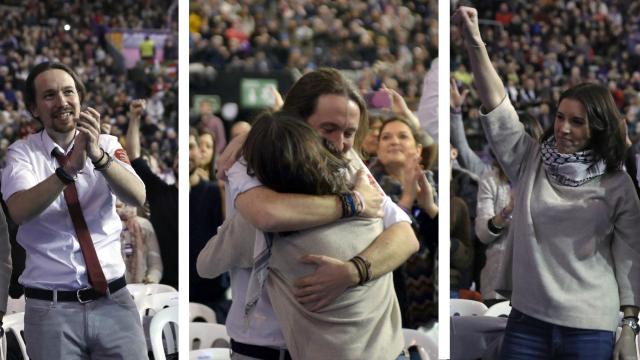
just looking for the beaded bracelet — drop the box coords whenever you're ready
[352,190,366,215]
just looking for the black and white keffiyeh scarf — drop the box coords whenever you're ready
[540,137,605,187]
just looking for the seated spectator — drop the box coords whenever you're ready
[116,200,163,284]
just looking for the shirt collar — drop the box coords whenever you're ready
[41,129,78,158]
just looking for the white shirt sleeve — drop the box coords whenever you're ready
[2,140,37,201]
[226,158,262,206]
[381,196,411,229]
[101,135,140,177]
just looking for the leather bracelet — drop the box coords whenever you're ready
[94,153,113,171]
[91,148,106,166]
[55,167,76,184]
[351,255,372,285]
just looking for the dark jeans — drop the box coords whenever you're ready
[501,308,614,360]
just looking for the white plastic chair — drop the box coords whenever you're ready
[3,312,28,360]
[145,283,178,295]
[189,302,217,323]
[149,306,179,360]
[128,283,177,308]
[137,291,179,318]
[190,322,230,350]
[403,328,437,360]
[450,299,488,317]
[189,348,231,360]
[5,296,25,315]
[484,301,512,318]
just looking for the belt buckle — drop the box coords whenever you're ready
[76,287,94,304]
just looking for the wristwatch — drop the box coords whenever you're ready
[0,321,4,338]
[621,317,640,335]
[55,166,77,184]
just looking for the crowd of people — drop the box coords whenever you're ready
[189,0,437,109]
[452,0,640,150]
[189,1,439,358]
[451,3,640,359]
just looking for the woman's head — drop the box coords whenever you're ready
[549,83,625,171]
[243,111,350,195]
[376,116,422,168]
[362,115,383,157]
[198,130,215,168]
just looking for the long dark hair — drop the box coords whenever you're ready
[25,62,86,117]
[543,83,625,172]
[282,68,368,152]
[243,111,350,195]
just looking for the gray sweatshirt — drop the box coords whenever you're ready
[480,97,640,331]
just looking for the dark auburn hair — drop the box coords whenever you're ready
[543,83,625,172]
[243,111,350,195]
[25,62,86,118]
[282,68,368,152]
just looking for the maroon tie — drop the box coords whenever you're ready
[54,150,108,295]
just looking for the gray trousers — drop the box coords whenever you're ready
[24,287,147,360]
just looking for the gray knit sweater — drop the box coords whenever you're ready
[480,97,640,331]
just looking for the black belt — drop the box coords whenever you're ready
[231,339,292,360]
[24,276,127,303]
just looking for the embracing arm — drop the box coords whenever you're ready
[236,188,342,232]
[197,212,256,278]
[235,169,384,232]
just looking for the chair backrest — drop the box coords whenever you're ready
[190,322,230,350]
[145,283,178,295]
[189,348,231,360]
[189,302,217,323]
[128,283,177,308]
[3,312,28,360]
[149,306,179,360]
[403,328,437,360]
[484,301,512,318]
[137,291,179,318]
[6,296,25,315]
[450,299,488,316]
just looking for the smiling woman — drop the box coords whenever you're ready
[455,6,640,359]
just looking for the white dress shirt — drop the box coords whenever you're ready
[1,130,143,290]
[224,148,410,348]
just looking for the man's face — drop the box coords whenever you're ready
[307,94,360,154]
[31,69,81,134]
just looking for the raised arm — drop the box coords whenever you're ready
[450,78,491,176]
[125,99,146,161]
[453,6,505,112]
